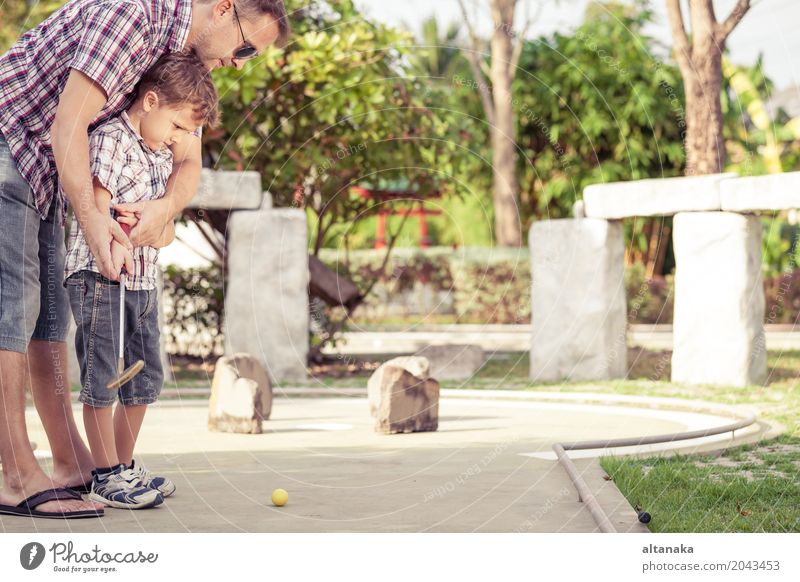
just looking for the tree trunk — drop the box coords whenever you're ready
[490,0,522,246]
[666,0,752,177]
[683,50,725,175]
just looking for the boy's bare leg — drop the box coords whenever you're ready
[83,405,118,470]
[0,348,97,513]
[114,404,148,467]
[26,340,97,490]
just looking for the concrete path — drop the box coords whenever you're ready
[1,393,770,533]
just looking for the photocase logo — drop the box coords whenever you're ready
[20,542,46,570]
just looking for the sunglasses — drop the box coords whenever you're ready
[232,5,258,60]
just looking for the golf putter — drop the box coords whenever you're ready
[107,222,145,390]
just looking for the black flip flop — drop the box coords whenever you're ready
[0,487,104,519]
[68,481,93,495]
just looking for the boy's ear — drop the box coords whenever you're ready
[142,90,160,112]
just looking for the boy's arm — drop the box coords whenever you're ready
[93,178,112,214]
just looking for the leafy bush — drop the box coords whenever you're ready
[450,250,531,324]
[764,269,800,325]
[161,264,225,358]
[625,263,674,324]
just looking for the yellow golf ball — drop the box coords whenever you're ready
[271,488,289,506]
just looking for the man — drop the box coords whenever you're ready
[0,0,288,519]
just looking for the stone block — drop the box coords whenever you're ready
[720,172,800,212]
[415,344,486,380]
[368,363,439,434]
[188,169,264,209]
[583,173,736,219]
[368,356,430,416]
[529,218,627,381]
[208,353,273,433]
[226,208,309,382]
[671,212,767,386]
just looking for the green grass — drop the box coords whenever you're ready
[600,435,800,532]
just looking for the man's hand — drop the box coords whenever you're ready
[151,219,176,249]
[113,198,170,247]
[82,211,133,280]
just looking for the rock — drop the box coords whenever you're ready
[368,356,430,416]
[415,344,485,380]
[720,171,800,212]
[671,212,767,387]
[226,208,309,382]
[208,353,272,434]
[368,365,439,434]
[529,218,627,381]
[583,173,736,219]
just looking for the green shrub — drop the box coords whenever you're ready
[161,264,225,357]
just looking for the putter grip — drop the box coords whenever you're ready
[119,221,132,276]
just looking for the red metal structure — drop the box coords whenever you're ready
[351,186,442,249]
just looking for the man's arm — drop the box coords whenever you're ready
[114,134,202,247]
[165,131,203,218]
[51,69,132,279]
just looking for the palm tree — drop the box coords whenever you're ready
[415,16,464,80]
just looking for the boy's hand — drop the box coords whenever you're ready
[110,239,134,277]
[115,208,140,231]
[113,199,171,247]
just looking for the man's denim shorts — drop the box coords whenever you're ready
[65,270,163,408]
[0,130,71,352]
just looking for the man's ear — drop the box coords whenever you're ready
[214,0,234,19]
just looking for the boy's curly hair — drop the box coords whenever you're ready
[136,51,220,128]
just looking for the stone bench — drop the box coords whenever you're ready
[531,171,800,388]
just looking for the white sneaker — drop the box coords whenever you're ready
[128,459,176,497]
[88,465,163,509]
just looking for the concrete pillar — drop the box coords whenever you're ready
[226,208,309,382]
[672,211,767,387]
[529,218,627,382]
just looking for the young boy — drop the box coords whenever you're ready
[64,51,219,509]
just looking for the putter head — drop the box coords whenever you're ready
[107,359,145,390]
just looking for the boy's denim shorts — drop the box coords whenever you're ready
[66,270,163,407]
[0,130,70,351]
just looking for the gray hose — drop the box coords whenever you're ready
[554,409,758,533]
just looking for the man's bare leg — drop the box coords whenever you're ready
[0,348,97,514]
[26,340,96,490]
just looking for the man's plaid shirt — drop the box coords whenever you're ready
[0,0,192,224]
[64,111,173,291]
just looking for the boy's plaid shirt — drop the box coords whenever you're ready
[64,112,173,291]
[0,0,192,225]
